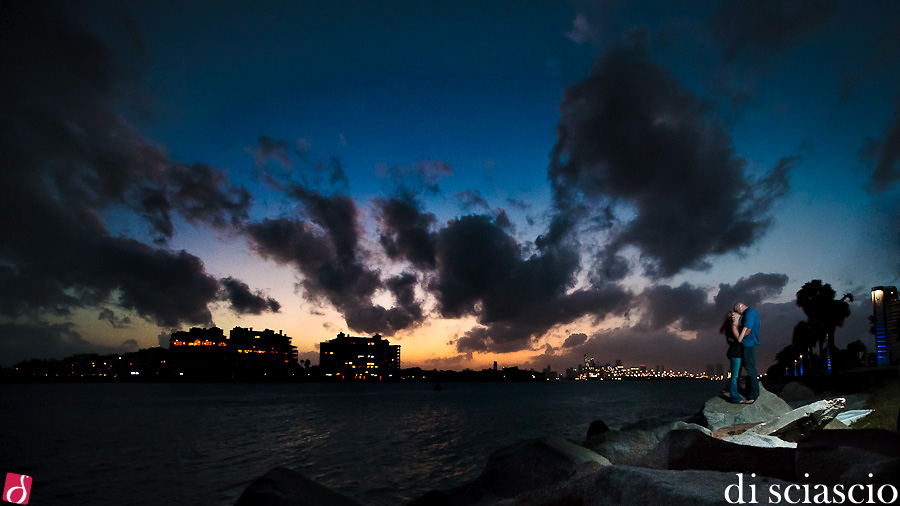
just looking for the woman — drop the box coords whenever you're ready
[720,311,743,403]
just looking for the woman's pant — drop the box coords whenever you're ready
[728,357,743,402]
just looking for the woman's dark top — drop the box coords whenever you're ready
[726,337,741,359]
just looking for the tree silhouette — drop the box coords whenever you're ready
[845,339,867,368]
[795,280,853,374]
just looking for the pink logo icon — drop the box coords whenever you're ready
[3,473,31,505]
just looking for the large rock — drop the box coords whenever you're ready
[710,422,761,439]
[584,420,710,466]
[723,432,797,448]
[796,429,900,485]
[746,398,845,442]
[702,383,792,431]
[234,467,363,506]
[586,419,610,439]
[776,381,819,403]
[408,436,610,506]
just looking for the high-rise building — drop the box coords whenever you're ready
[168,326,297,377]
[170,327,228,348]
[872,286,900,365]
[230,327,298,365]
[319,333,400,380]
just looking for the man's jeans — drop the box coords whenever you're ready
[742,345,759,401]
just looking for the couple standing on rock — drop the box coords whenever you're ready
[720,302,760,405]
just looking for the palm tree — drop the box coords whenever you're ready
[795,280,853,374]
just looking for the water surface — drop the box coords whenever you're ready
[0,381,719,506]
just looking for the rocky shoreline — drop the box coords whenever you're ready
[234,383,899,506]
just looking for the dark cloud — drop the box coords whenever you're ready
[455,190,491,212]
[138,163,251,242]
[247,136,349,194]
[0,2,250,331]
[713,272,791,310]
[0,322,138,367]
[635,283,712,332]
[0,190,220,326]
[435,215,630,353]
[386,272,424,323]
[101,239,219,326]
[247,186,425,335]
[862,102,900,192]
[164,163,251,231]
[565,14,597,45]
[562,332,588,348]
[633,273,789,333]
[375,196,438,269]
[249,135,294,185]
[549,43,796,279]
[708,0,838,62]
[157,330,173,348]
[506,198,532,211]
[376,160,453,200]
[219,277,281,315]
[98,308,132,329]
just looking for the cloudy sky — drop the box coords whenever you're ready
[2,0,899,372]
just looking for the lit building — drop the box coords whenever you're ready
[872,286,900,365]
[319,333,400,380]
[169,326,297,378]
[170,327,228,348]
[229,327,298,365]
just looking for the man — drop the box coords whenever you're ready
[732,302,760,404]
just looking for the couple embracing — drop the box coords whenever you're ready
[720,302,760,405]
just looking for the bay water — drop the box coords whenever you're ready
[0,380,720,506]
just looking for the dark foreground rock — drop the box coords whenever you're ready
[653,428,798,479]
[703,383,792,430]
[408,436,610,506]
[583,420,710,466]
[235,467,363,506]
[795,429,900,485]
[517,466,793,506]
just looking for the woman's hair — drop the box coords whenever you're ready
[719,311,735,335]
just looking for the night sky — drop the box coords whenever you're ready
[2,0,899,372]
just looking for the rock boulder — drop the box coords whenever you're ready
[409,436,610,506]
[654,428,797,480]
[234,467,363,506]
[702,383,792,431]
[517,466,794,506]
[583,420,710,466]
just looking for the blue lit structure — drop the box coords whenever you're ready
[872,286,899,366]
